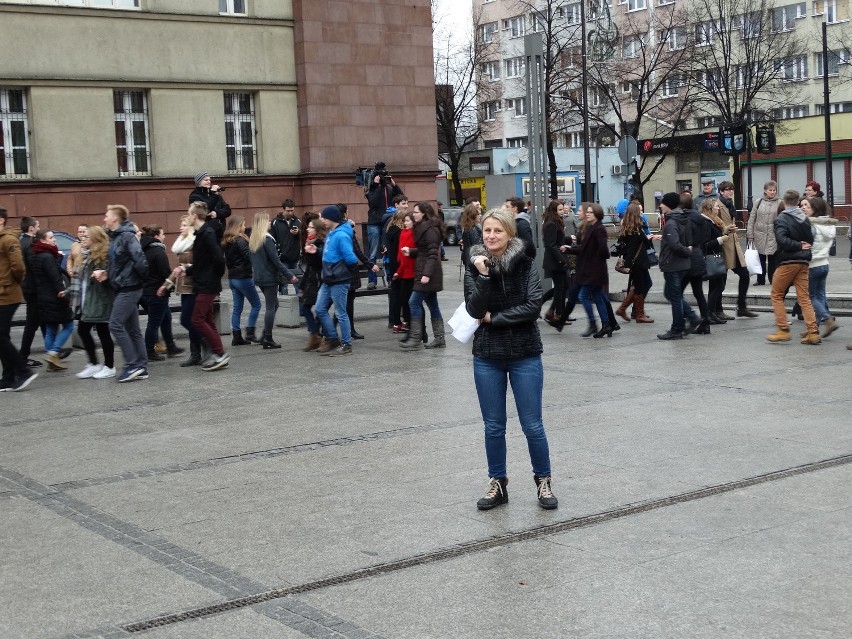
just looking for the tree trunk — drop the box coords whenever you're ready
[451,170,464,207]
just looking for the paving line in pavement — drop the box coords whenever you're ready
[0,466,384,639]
[116,452,852,633]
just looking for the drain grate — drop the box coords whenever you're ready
[123,452,852,633]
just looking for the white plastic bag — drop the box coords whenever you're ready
[448,302,479,344]
[744,242,762,276]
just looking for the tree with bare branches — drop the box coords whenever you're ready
[434,7,499,205]
[685,0,810,208]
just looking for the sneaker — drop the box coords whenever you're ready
[0,379,13,392]
[93,366,116,379]
[201,352,230,372]
[146,350,165,362]
[76,363,103,379]
[766,328,791,343]
[800,332,822,346]
[366,282,377,290]
[25,358,43,368]
[136,368,149,380]
[325,343,353,356]
[535,476,558,510]
[117,367,145,383]
[476,477,509,511]
[820,317,838,338]
[166,345,185,358]
[11,370,38,392]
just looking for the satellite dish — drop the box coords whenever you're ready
[507,152,520,168]
[517,147,529,162]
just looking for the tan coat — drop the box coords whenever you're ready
[0,227,25,305]
[746,197,780,255]
[718,206,746,270]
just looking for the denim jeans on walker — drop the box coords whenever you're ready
[578,285,608,324]
[229,277,261,331]
[808,264,830,324]
[473,355,552,479]
[366,224,381,285]
[663,269,695,333]
[44,320,75,353]
[315,282,351,344]
[408,290,442,319]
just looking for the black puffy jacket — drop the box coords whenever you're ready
[141,237,171,296]
[774,207,814,265]
[224,236,252,280]
[186,221,225,294]
[464,238,543,361]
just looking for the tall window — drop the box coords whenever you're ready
[816,49,850,76]
[503,16,525,38]
[219,0,246,15]
[224,93,257,173]
[483,100,501,121]
[480,60,501,81]
[0,88,29,179]
[777,56,808,81]
[114,90,150,176]
[627,0,647,11]
[771,3,806,31]
[506,97,527,116]
[504,57,526,78]
[478,22,498,43]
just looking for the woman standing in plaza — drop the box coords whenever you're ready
[75,225,116,379]
[465,208,557,511]
[399,202,445,349]
[614,203,653,324]
[565,203,611,338]
[29,230,75,371]
[222,215,261,346]
[801,196,839,338]
[747,180,780,285]
[541,199,570,331]
[248,211,298,349]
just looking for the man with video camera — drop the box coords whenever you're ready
[189,172,231,241]
[365,161,401,289]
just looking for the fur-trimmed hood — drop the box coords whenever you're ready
[470,237,527,276]
[808,215,838,227]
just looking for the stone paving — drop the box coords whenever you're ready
[1,239,850,638]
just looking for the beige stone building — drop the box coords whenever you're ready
[0,0,438,233]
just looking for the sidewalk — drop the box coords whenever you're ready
[1,252,850,638]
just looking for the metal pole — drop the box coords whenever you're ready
[746,115,754,212]
[525,33,547,278]
[580,0,592,202]
[822,21,834,207]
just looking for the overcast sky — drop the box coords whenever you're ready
[432,0,473,44]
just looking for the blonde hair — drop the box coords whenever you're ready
[87,225,110,265]
[249,212,271,253]
[106,204,130,221]
[480,208,516,238]
[700,198,725,229]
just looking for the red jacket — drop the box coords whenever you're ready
[396,228,416,279]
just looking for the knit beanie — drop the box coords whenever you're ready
[660,192,680,211]
[194,171,210,186]
[321,205,344,224]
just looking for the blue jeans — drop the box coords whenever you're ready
[366,224,382,284]
[408,290,442,319]
[808,265,830,323]
[473,355,552,479]
[180,294,202,346]
[44,320,74,353]
[300,301,318,334]
[578,285,608,324]
[141,294,175,351]
[229,277,261,331]
[663,270,696,333]
[315,282,351,345]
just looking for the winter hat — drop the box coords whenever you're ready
[321,205,344,224]
[660,192,681,211]
[194,171,210,186]
[615,198,629,217]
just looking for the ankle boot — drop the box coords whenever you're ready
[616,289,635,322]
[179,342,202,367]
[146,349,165,362]
[261,333,281,349]
[634,295,654,323]
[736,305,758,318]
[693,319,712,334]
[593,323,614,338]
[476,477,509,510]
[302,333,322,352]
[166,343,185,358]
[581,322,598,337]
[400,316,425,349]
[534,475,558,510]
[717,309,736,321]
[245,326,261,343]
[231,329,250,346]
[708,313,726,325]
[424,319,446,349]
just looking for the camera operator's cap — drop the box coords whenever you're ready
[194,171,210,186]
[660,192,681,210]
[374,161,386,170]
[321,205,344,224]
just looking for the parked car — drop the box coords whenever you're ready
[441,206,462,245]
